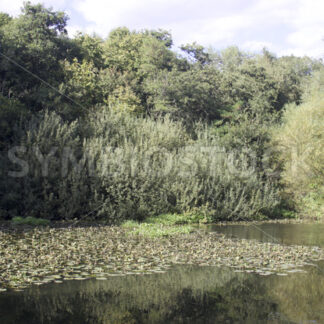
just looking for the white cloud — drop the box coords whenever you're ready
[2,0,324,57]
[73,0,259,48]
[290,0,324,27]
[242,41,276,53]
[251,0,296,19]
[287,28,324,49]
[76,0,187,36]
[0,0,72,16]
[66,24,83,37]
[164,14,255,47]
[279,47,324,58]
[249,0,324,57]
[281,0,324,57]
[0,0,25,16]
[72,0,324,57]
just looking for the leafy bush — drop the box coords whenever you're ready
[90,108,280,222]
[297,184,324,219]
[272,93,324,218]
[1,106,281,222]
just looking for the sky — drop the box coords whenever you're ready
[1,0,324,58]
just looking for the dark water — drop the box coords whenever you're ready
[1,224,324,324]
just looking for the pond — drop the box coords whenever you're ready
[209,223,324,247]
[0,223,324,323]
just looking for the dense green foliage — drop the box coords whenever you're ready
[0,108,280,222]
[272,75,324,218]
[0,3,323,222]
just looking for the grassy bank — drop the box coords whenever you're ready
[121,213,208,237]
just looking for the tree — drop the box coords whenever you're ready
[180,42,211,65]
[0,13,12,27]
[0,2,70,110]
[144,29,173,48]
[73,32,104,68]
[145,65,225,122]
[102,27,179,113]
[57,58,103,119]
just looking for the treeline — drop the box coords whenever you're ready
[0,2,323,222]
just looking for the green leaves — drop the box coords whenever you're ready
[0,3,69,110]
[145,66,224,122]
[180,42,211,65]
[272,89,324,218]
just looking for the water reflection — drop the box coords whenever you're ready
[0,261,324,324]
[209,223,324,247]
[2,223,324,323]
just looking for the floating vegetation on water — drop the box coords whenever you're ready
[0,226,324,291]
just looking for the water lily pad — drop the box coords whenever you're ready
[1,226,324,291]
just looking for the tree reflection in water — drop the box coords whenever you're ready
[2,263,323,324]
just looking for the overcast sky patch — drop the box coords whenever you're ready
[1,0,324,58]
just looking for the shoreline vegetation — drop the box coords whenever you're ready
[2,212,323,231]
